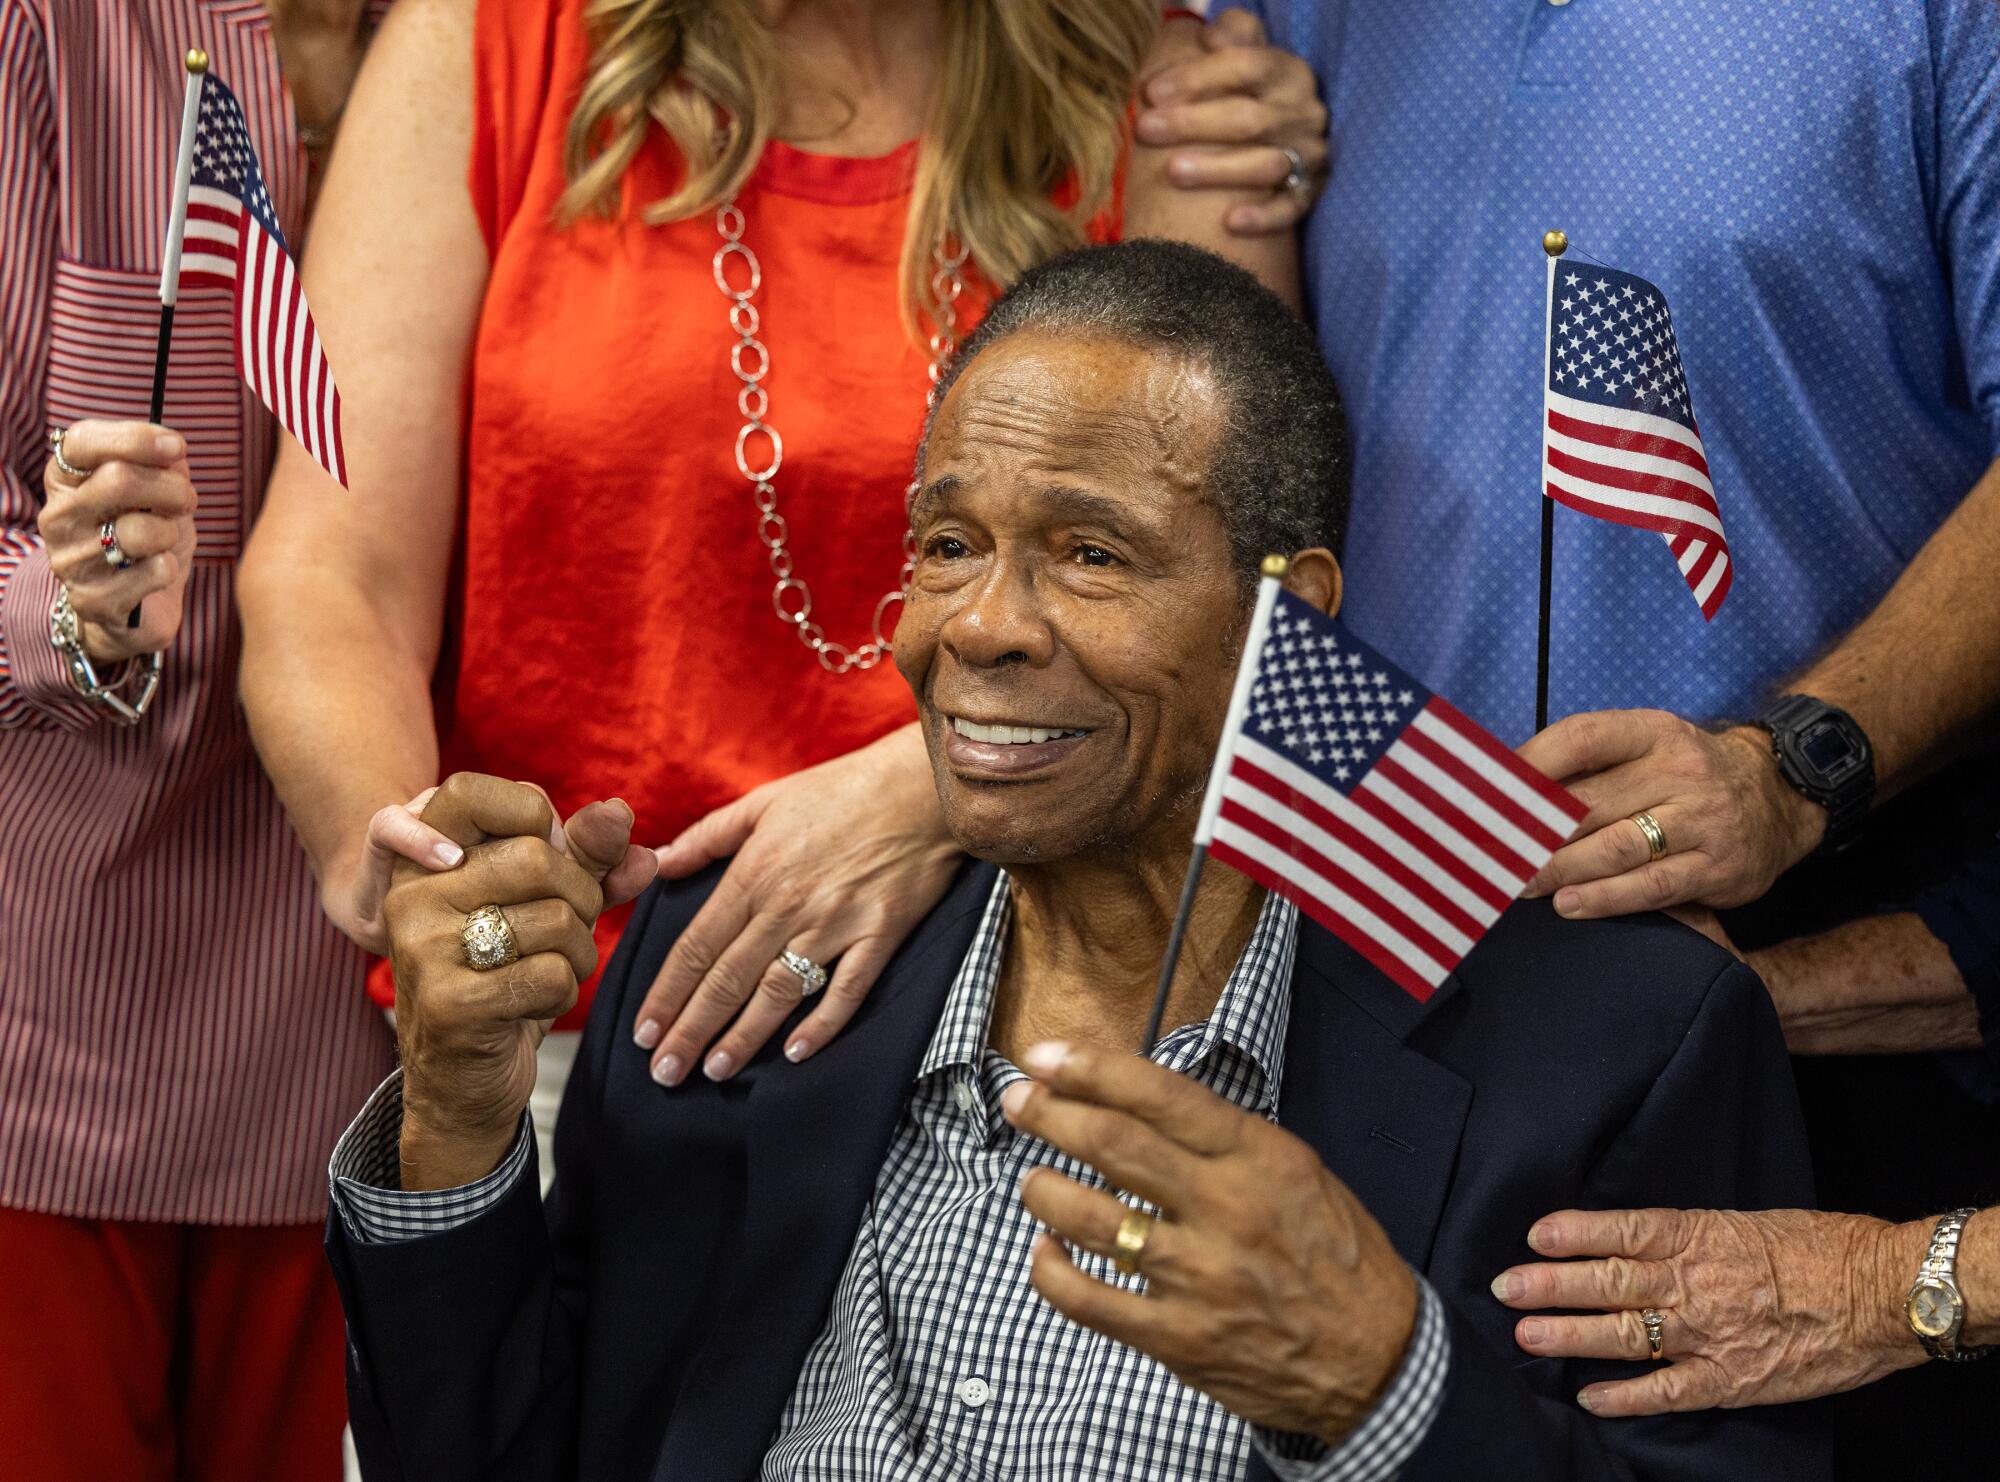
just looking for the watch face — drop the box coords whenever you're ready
[1909,1280,1961,1339]
[1799,723,1855,773]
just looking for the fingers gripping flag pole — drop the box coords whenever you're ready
[1141,558,1589,1055]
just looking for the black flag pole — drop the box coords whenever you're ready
[1140,553,1291,1056]
[1535,230,1568,731]
[129,48,208,630]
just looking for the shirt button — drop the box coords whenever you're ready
[953,1081,977,1115]
[956,1376,991,1409]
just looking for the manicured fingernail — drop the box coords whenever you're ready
[1136,112,1169,141]
[1021,1041,1070,1077]
[1490,1272,1520,1301]
[652,1054,683,1087]
[549,817,568,853]
[1576,1389,1599,1412]
[1000,1082,1032,1120]
[432,841,463,868]
[1554,889,1581,917]
[155,431,183,459]
[1530,1222,1559,1253]
[633,1019,662,1050]
[703,1051,734,1081]
[1520,1319,1547,1345]
[784,1039,810,1063]
[607,796,633,824]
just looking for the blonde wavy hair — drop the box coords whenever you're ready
[559,0,1160,337]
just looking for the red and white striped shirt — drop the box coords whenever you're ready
[0,0,394,1225]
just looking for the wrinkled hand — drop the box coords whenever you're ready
[1490,1207,1928,1415]
[39,420,197,661]
[385,773,655,1189]
[1003,1042,1417,1447]
[1140,8,1329,235]
[1518,711,1824,917]
[633,723,961,1085]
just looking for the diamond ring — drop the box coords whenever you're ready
[778,949,828,997]
[461,904,519,972]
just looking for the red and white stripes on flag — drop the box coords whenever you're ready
[171,72,347,486]
[1541,253,1730,619]
[1197,590,1586,1002]
[180,186,344,485]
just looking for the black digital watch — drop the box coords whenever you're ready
[1754,694,1875,854]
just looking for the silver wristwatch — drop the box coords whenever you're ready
[1906,1208,1993,1362]
[48,586,162,724]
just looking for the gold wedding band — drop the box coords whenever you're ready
[1640,1307,1666,1361]
[1113,1207,1156,1276]
[1630,811,1668,862]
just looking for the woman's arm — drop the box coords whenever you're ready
[1122,14,1308,309]
[238,0,487,951]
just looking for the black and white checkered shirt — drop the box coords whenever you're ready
[332,878,1448,1480]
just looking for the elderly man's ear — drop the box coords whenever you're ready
[1284,548,1342,617]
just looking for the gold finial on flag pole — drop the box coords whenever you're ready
[186,48,209,74]
[1543,229,1569,258]
[1260,553,1290,580]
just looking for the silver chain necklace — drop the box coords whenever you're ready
[714,199,969,674]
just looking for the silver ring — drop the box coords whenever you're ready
[1278,144,1310,199]
[778,949,828,998]
[99,520,132,570]
[461,904,519,972]
[49,428,87,479]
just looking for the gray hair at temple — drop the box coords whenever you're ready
[917,238,1351,588]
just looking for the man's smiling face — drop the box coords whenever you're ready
[894,329,1252,865]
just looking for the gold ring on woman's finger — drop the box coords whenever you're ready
[1113,1207,1156,1276]
[461,904,520,971]
[1639,1306,1666,1360]
[48,427,87,479]
[1630,811,1668,862]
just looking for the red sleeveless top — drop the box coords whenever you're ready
[367,0,1126,1022]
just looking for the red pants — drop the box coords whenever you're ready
[0,1209,347,1482]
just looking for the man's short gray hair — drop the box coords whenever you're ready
[920,238,1351,584]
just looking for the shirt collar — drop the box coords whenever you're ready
[915,872,1301,1114]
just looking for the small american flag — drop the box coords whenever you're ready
[178,75,346,485]
[1208,593,1586,1001]
[1543,258,1728,619]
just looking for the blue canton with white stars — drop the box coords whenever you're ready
[1251,597,1424,789]
[1239,0,2000,739]
[1548,262,1693,429]
[190,75,287,250]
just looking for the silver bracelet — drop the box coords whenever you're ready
[48,586,163,724]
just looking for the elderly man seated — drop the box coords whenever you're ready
[327,241,1826,1480]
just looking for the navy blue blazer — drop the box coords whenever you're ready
[329,861,1828,1480]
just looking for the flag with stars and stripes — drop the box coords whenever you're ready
[1543,257,1728,619]
[1209,593,1586,1001]
[177,73,346,485]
